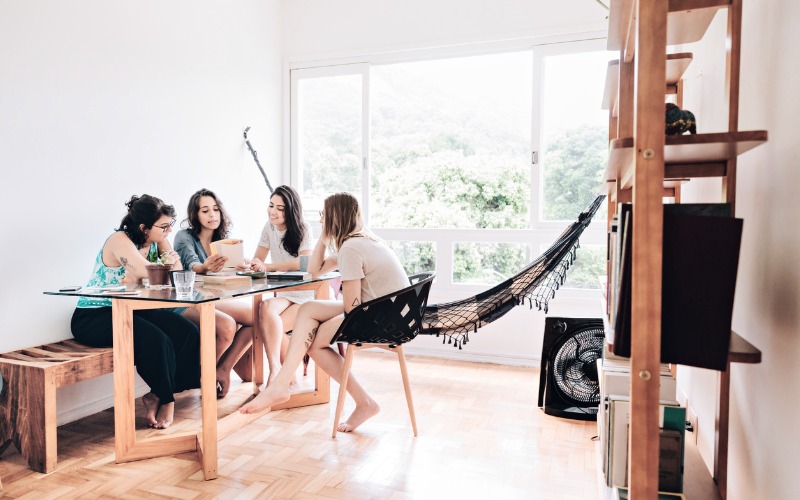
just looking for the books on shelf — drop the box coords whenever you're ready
[604,396,685,492]
[610,203,743,371]
[614,488,686,499]
[597,352,677,480]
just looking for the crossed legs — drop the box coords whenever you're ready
[259,297,301,389]
[240,300,380,432]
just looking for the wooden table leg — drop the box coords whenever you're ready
[251,294,264,388]
[112,299,137,462]
[198,302,218,480]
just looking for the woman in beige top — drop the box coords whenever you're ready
[240,192,408,434]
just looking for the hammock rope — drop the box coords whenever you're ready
[420,195,606,348]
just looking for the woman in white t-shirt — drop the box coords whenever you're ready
[241,193,408,434]
[240,185,314,387]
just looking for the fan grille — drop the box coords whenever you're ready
[552,328,605,404]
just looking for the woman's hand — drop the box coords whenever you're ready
[164,249,181,267]
[249,258,267,272]
[203,254,227,274]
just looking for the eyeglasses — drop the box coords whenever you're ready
[154,219,176,231]
[318,210,325,218]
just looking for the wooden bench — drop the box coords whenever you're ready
[0,340,113,473]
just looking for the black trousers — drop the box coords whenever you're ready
[71,307,201,404]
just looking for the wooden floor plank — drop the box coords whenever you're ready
[0,352,598,499]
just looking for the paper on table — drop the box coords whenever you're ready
[210,239,245,269]
[100,290,142,296]
[86,285,127,292]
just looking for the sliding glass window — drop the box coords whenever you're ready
[290,41,612,292]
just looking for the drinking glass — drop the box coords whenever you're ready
[172,270,196,297]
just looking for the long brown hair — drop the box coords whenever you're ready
[322,192,369,252]
[184,188,231,241]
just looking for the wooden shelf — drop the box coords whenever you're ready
[598,300,762,367]
[595,433,722,500]
[612,179,689,203]
[603,1,765,495]
[608,0,727,54]
[605,130,768,188]
[728,331,761,364]
[602,53,693,116]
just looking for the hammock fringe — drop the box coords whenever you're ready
[419,195,605,348]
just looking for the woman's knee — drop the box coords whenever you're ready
[216,314,237,344]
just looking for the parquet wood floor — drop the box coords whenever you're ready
[0,352,598,499]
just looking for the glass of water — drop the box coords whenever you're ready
[172,270,196,297]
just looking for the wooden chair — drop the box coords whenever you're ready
[330,272,435,437]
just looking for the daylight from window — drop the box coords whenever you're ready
[293,46,612,287]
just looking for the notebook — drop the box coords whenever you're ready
[265,271,312,281]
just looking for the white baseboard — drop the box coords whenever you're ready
[401,345,538,367]
[57,381,150,426]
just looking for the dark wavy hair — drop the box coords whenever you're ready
[272,185,306,257]
[183,188,232,241]
[117,194,176,248]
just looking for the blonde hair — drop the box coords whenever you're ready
[322,192,373,252]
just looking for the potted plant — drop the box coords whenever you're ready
[145,251,176,286]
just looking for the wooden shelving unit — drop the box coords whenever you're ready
[606,131,768,188]
[602,53,693,118]
[601,0,766,498]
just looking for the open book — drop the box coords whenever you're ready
[210,239,245,269]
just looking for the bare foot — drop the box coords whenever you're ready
[337,400,381,433]
[289,374,302,392]
[239,386,291,414]
[154,402,174,429]
[216,367,231,398]
[142,392,160,427]
[232,350,252,382]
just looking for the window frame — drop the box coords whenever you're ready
[288,39,608,298]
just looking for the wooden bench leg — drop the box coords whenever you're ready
[0,364,57,473]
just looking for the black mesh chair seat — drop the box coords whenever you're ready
[330,272,435,437]
[331,272,436,347]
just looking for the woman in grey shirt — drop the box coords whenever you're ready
[173,188,255,398]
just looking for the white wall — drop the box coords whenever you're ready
[676,2,799,498]
[282,0,608,60]
[0,0,283,423]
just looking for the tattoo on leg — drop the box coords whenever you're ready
[304,327,318,349]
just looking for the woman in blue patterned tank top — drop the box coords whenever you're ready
[71,194,201,429]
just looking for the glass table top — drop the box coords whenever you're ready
[44,272,341,304]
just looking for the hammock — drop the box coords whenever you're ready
[420,195,606,348]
